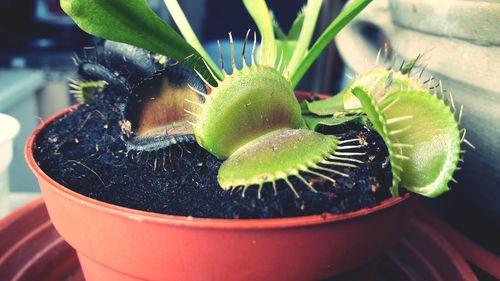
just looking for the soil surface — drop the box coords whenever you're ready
[34,96,393,219]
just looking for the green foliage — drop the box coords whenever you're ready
[351,87,404,196]
[342,69,423,110]
[274,40,297,71]
[270,12,286,40]
[287,9,306,40]
[303,56,466,198]
[379,90,461,197]
[300,93,344,116]
[189,37,369,197]
[303,114,366,131]
[340,54,425,110]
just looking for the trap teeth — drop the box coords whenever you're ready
[218,128,351,197]
[126,132,196,152]
[341,68,422,110]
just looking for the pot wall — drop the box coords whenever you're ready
[26,103,414,281]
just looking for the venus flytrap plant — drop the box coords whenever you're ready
[186,33,364,198]
[68,79,107,103]
[189,34,305,159]
[304,52,471,197]
[61,0,469,199]
[351,85,465,197]
[181,0,373,196]
[71,39,207,154]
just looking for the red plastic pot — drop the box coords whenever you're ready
[2,197,484,281]
[25,93,414,281]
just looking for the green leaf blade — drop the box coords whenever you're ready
[303,114,366,131]
[163,0,223,80]
[271,12,287,40]
[287,9,306,40]
[287,0,323,76]
[243,0,276,53]
[275,39,297,71]
[291,0,373,87]
[300,93,345,116]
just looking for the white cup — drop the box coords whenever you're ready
[0,113,21,217]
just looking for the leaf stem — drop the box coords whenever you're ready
[163,0,223,80]
[243,0,276,54]
[290,0,373,87]
[287,0,322,77]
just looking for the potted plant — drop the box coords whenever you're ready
[25,0,471,280]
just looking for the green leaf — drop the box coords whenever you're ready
[60,0,216,84]
[163,0,223,80]
[243,0,276,53]
[270,12,287,40]
[291,0,373,87]
[287,0,323,76]
[300,93,344,116]
[275,39,297,71]
[303,114,366,131]
[287,8,305,40]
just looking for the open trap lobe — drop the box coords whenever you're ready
[125,62,207,152]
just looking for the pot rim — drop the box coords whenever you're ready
[26,104,410,229]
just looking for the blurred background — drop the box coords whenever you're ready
[0,0,498,279]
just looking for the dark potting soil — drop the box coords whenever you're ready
[34,97,393,219]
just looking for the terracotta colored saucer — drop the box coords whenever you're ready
[0,197,483,281]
